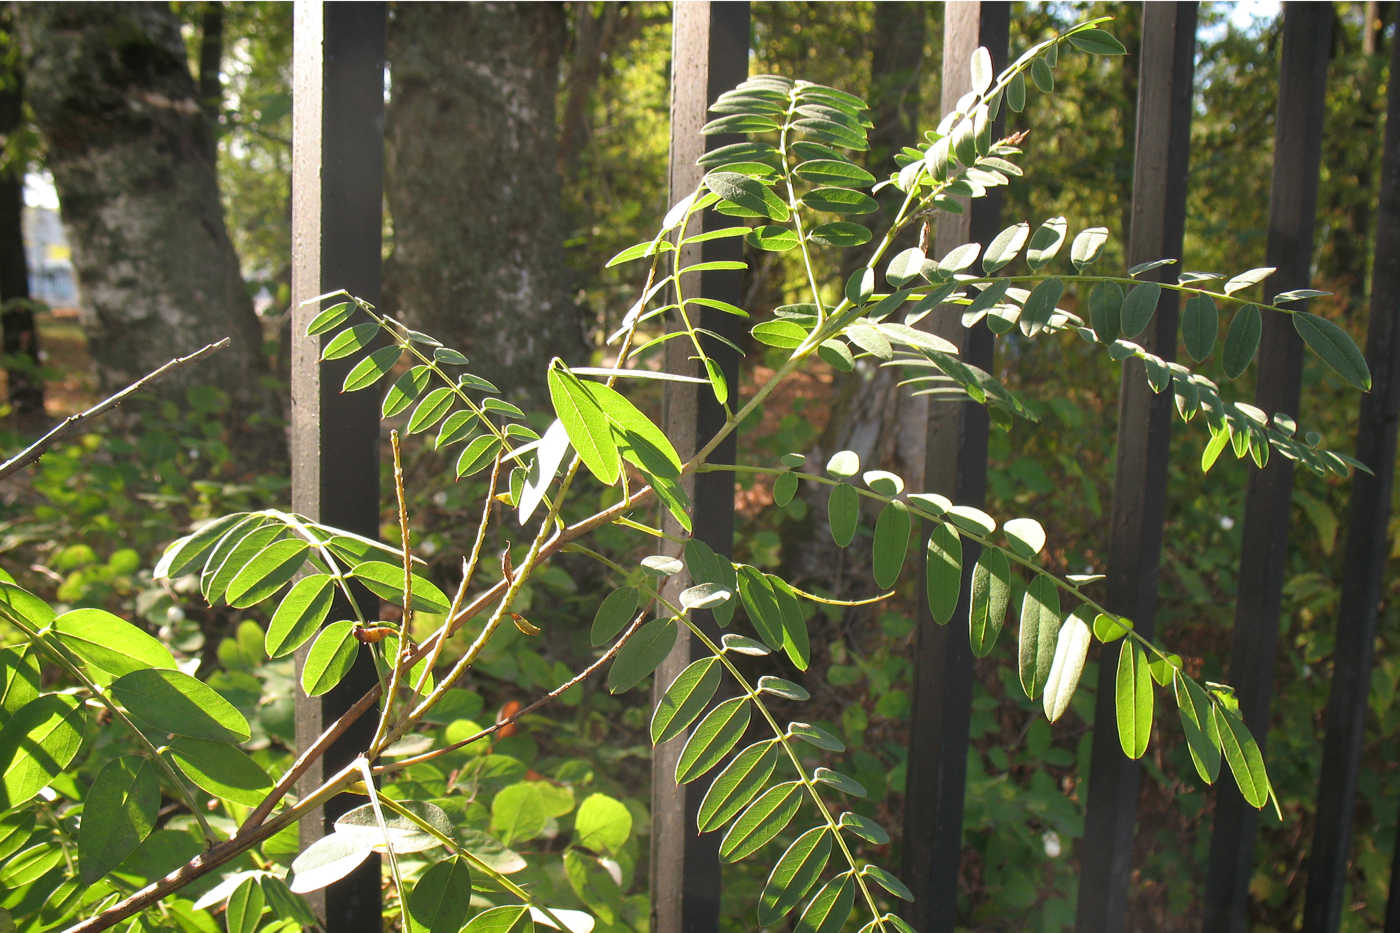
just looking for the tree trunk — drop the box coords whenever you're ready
[196,1,224,163]
[0,17,42,420]
[385,2,584,407]
[18,3,273,423]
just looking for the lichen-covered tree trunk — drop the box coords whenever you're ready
[19,3,272,418]
[385,2,584,407]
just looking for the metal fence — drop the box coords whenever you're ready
[289,2,1400,931]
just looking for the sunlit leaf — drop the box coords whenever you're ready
[969,548,1011,657]
[697,740,779,833]
[300,621,359,697]
[676,696,751,784]
[651,658,722,744]
[720,782,801,862]
[925,522,962,625]
[51,608,176,683]
[1043,611,1091,723]
[871,501,912,588]
[1115,642,1153,759]
[1173,672,1221,784]
[77,756,158,885]
[795,874,855,933]
[1017,573,1062,700]
[112,669,249,741]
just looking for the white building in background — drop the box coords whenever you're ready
[22,206,76,309]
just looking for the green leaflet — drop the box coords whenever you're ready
[758,826,832,925]
[812,766,865,797]
[1070,226,1109,270]
[77,756,158,885]
[1120,282,1161,339]
[705,171,789,222]
[226,877,265,933]
[348,561,452,613]
[861,864,915,902]
[405,387,455,435]
[456,435,501,478]
[697,740,779,833]
[795,873,856,933]
[201,521,283,606]
[794,159,875,187]
[774,470,799,506]
[968,548,1012,657]
[408,858,473,933]
[153,512,249,580]
[320,323,378,361]
[809,222,872,247]
[676,696,751,784]
[111,668,250,742]
[925,522,962,625]
[753,320,810,349]
[265,574,335,658]
[1215,703,1271,808]
[983,222,1029,273]
[1002,517,1046,558]
[1182,295,1218,362]
[1294,310,1372,390]
[1114,642,1153,759]
[871,500,912,588]
[1089,281,1123,342]
[827,484,860,548]
[0,694,83,809]
[770,577,811,671]
[1174,672,1222,784]
[1221,304,1261,380]
[463,906,533,933]
[651,658,722,744]
[1019,278,1064,336]
[802,186,878,215]
[490,781,575,846]
[574,792,632,854]
[224,537,310,608]
[341,345,402,393]
[1025,216,1067,269]
[738,565,785,651]
[607,618,677,694]
[547,363,621,486]
[1069,27,1128,54]
[719,781,802,862]
[684,538,739,627]
[1017,573,1062,700]
[1043,611,1091,723]
[305,300,354,336]
[1223,265,1274,295]
[169,737,272,806]
[300,621,359,697]
[51,607,176,683]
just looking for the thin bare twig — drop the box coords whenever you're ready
[0,339,231,482]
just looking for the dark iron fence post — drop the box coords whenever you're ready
[649,5,748,933]
[1203,5,1332,931]
[901,6,1008,931]
[1076,7,1197,931]
[1301,18,1400,933]
[290,2,385,930]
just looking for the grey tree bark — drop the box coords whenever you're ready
[18,3,273,422]
[385,2,585,407]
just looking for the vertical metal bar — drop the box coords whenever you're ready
[901,6,1007,932]
[649,5,748,933]
[290,3,385,930]
[1301,20,1400,933]
[1075,6,1197,931]
[1203,6,1332,931]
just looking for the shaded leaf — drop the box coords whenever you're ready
[1173,672,1221,784]
[77,756,158,885]
[1294,311,1371,390]
[871,501,912,588]
[969,548,1012,657]
[607,619,676,694]
[1182,295,1218,362]
[1222,304,1262,380]
[111,669,249,741]
[1017,573,1062,700]
[265,574,335,659]
[827,484,859,548]
[51,608,176,682]
[169,737,272,806]
[925,522,962,625]
[408,858,473,933]
[1120,283,1161,339]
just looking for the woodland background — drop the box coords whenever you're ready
[0,2,1395,930]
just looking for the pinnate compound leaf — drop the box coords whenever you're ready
[574,793,632,854]
[827,484,860,548]
[1173,672,1222,784]
[1043,611,1091,723]
[1182,295,1219,362]
[871,501,912,588]
[697,740,779,832]
[1216,703,1270,808]
[77,756,158,885]
[925,522,962,624]
[1222,304,1262,380]
[796,874,856,933]
[407,858,473,933]
[676,696,751,784]
[969,548,1012,657]
[651,658,722,744]
[1017,573,1062,700]
[1115,642,1153,759]
[759,826,832,925]
[607,619,676,694]
[300,621,359,697]
[720,781,801,862]
[169,737,272,806]
[1293,311,1371,390]
[52,608,176,682]
[266,574,335,658]
[111,669,249,741]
